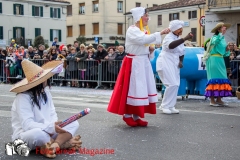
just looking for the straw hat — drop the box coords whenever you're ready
[211,22,231,33]
[10,60,63,93]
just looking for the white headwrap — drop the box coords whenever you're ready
[130,7,145,23]
[169,20,184,32]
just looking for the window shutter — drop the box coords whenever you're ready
[21,4,24,15]
[58,8,61,18]
[191,28,197,42]
[35,28,38,37]
[13,27,16,39]
[32,6,35,16]
[188,11,191,19]
[58,30,61,42]
[21,27,25,38]
[50,7,53,18]
[50,29,53,41]
[0,3,2,13]
[40,6,43,17]
[13,4,16,15]
[0,26,3,39]
[169,14,171,21]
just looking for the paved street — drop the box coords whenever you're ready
[0,84,240,160]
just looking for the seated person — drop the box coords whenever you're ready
[10,60,81,158]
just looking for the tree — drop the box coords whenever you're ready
[33,36,44,48]
[76,35,86,45]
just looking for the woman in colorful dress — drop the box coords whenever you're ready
[205,22,232,106]
[107,7,170,127]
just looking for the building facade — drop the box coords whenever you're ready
[66,0,176,47]
[126,0,205,47]
[205,0,240,46]
[0,0,69,47]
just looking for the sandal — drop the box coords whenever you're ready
[60,135,82,150]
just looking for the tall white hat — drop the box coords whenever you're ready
[130,7,145,23]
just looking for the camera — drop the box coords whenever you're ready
[5,139,30,156]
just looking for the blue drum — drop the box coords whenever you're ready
[151,47,207,98]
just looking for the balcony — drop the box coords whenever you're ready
[208,0,240,12]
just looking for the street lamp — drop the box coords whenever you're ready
[8,30,12,45]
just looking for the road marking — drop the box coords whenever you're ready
[179,109,240,117]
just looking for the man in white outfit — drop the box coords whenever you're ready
[156,20,193,114]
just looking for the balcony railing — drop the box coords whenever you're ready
[208,0,240,9]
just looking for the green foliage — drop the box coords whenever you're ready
[76,35,86,45]
[44,43,49,49]
[33,36,44,48]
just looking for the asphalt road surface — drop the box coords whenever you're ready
[0,84,240,160]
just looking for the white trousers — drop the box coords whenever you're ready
[18,121,79,150]
[158,69,180,109]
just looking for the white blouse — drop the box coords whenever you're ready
[125,25,162,55]
[11,87,58,140]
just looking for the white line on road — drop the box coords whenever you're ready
[179,109,240,117]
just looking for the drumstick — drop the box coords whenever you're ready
[58,108,91,128]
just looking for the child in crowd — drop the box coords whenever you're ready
[229,53,238,96]
[66,47,78,87]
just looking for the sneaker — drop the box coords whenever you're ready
[169,108,179,114]
[16,75,22,79]
[162,108,172,114]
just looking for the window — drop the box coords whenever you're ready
[118,23,123,35]
[158,15,162,26]
[13,27,25,40]
[188,10,197,19]
[67,26,73,37]
[67,5,72,16]
[0,26,3,39]
[50,29,61,42]
[153,4,158,7]
[50,8,61,18]
[93,23,99,35]
[35,28,41,37]
[191,28,197,42]
[13,4,24,15]
[169,13,179,21]
[79,3,85,14]
[32,6,43,17]
[93,1,99,12]
[117,1,123,12]
[0,2,2,14]
[136,3,141,7]
[79,24,85,36]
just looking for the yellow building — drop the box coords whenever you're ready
[205,0,240,46]
[141,0,206,47]
[66,0,176,47]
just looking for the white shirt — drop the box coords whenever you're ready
[161,32,185,57]
[11,87,58,140]
[125,25,162,55]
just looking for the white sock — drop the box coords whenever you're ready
[133,114,139,121]
[124,114,132,118]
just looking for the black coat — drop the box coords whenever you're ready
[94,49,108,61]
[115,51,126,60]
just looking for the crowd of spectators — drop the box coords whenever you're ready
[1,38,240,91]
[0,38,127,89]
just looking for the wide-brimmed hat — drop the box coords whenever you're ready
[211,22,231,33]
[10,60,63,93]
